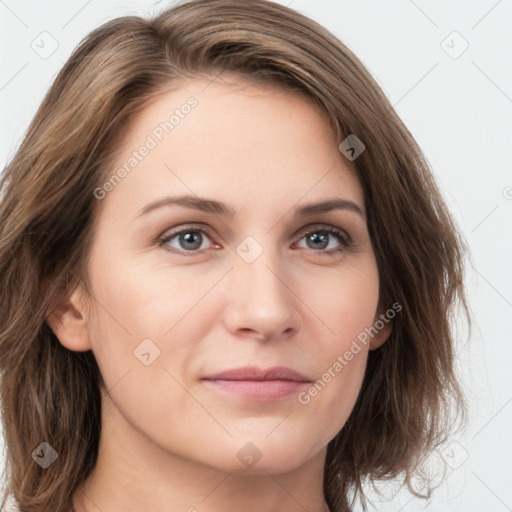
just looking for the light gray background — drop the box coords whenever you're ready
[1,1,511,510]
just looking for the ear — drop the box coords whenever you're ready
[46,282,92,352]
[369,301,393,350]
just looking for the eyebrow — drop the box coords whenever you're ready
[134,195,365,220]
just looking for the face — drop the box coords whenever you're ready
[54,75,390,476]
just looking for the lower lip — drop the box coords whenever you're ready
[202,379,309,400]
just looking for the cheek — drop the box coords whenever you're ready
[302,253,380,349]
[85,246,229,399]
[295,256,379,422]
[88,246,218,339]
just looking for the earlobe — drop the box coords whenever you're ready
[46,284,92,352]
[369,304,393,350]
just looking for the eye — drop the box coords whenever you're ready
[158,223,352,257]
[158,225,216,256]
[294,224,352,256]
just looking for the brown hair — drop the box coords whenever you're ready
[0,1,471,511]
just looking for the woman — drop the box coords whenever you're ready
[0,1,470,511]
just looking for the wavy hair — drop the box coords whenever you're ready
[0,1,470,510]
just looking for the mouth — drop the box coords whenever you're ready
[201,366,311,400]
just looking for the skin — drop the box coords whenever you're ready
[49,75,391,512]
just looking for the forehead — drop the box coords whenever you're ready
[97,76,364,220]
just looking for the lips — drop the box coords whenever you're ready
[201,366,311,400]
[202,366,311,382]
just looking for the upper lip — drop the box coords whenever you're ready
[202,366,311,382]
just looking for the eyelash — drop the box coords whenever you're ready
[157,223,352,257]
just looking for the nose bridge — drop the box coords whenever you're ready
[224,235,299,339]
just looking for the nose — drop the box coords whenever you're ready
[223,249,301,342]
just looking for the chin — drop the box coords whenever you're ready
[200,436,321,476]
